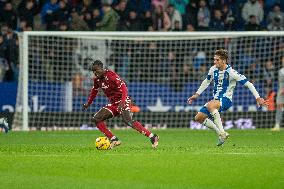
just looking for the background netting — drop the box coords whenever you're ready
[14,32,284,130]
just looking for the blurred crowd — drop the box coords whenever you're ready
[0,0,284,83]
[0,0,283,32]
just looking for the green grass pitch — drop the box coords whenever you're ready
[0,129,283,189]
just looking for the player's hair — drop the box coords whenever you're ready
[215,49,228,62]
[89,60,104,70]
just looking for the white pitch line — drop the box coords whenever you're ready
[0,152,283,157]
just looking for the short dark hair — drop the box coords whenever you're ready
[89,60,103,70]
[215,49,228,61]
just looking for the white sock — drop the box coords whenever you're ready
[211,109,225,133]
[202,118,221,135]
[274,123,280,129]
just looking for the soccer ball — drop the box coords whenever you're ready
[95,137,111,150]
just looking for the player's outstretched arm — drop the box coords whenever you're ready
[82,103,90,110]
[83,87,99,110]
[244,81,269,107]
[187,78,211,104]
[256,97,269,108]
[187,93,200,104]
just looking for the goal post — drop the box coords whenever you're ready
[14,31,284,131]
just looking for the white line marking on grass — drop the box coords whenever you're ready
[0,153,134,157]
[1,152,284,157]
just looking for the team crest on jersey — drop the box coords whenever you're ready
[101,82,109,89]
[224,73,229,79]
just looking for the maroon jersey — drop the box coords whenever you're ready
[92,70,127,104]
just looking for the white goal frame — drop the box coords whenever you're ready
[19,31,284,131]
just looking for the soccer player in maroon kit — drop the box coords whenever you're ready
[83,60,159,149]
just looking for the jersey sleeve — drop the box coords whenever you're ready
[196,66,214,95]
[86,80,99,105]
[206,66,214,82]
[229,68,248,85]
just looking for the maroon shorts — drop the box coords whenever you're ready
[103,96,131,117]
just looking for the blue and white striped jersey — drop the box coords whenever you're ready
[206,65,248,100]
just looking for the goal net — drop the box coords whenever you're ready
[14,32,284,131]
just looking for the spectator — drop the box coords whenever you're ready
[264,0,279,13]
[209,9,225,31]
[58,21,69,31]
[52,0,71,23]
[70,9,90,31]
[44,0,70,30]
[197,0,210,31]
[79,0,95,14]
[96,3,119,31]
[16,19,28,32]
[152,5,171,31]
[115,49,130,82]
[72,72,86,96]
[238,46,256,72]
[242,0,263,24]
[161,51,175,82]
[265,84,276,111]
[17,0,39,28]
[84,10,94,29]
[0,3,17,29]
[169,0,188,15]
[196,64,207,81]
[115,0,129,31]
[1,23,9,35]
[263,59,275,88]
[24,25,33,31]
[267,16,284,31]
[184,1,198,28]
[166,4,182,30]
[172,20,182,31]
[40,0,60,24]
[246,62,262,83]
[222,4,237,31]
[152,0,168,10]
[142,11,153,31]
[125,10,142,31]
[193,50,206,70]
[182,62,195,82]
[90,9,102,30]
[245,15,261,31]
[186,24,195,31]
[267,3,284,28]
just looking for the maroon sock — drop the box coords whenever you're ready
[133,121,152,137]
[96,122,114,139]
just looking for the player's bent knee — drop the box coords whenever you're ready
[206,104,214,112]
[122,119,133,127]
[91,116,103,124]
[194,115,204,123]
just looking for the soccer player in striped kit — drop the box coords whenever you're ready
[83,60,159,149]
[188,49,268,146]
